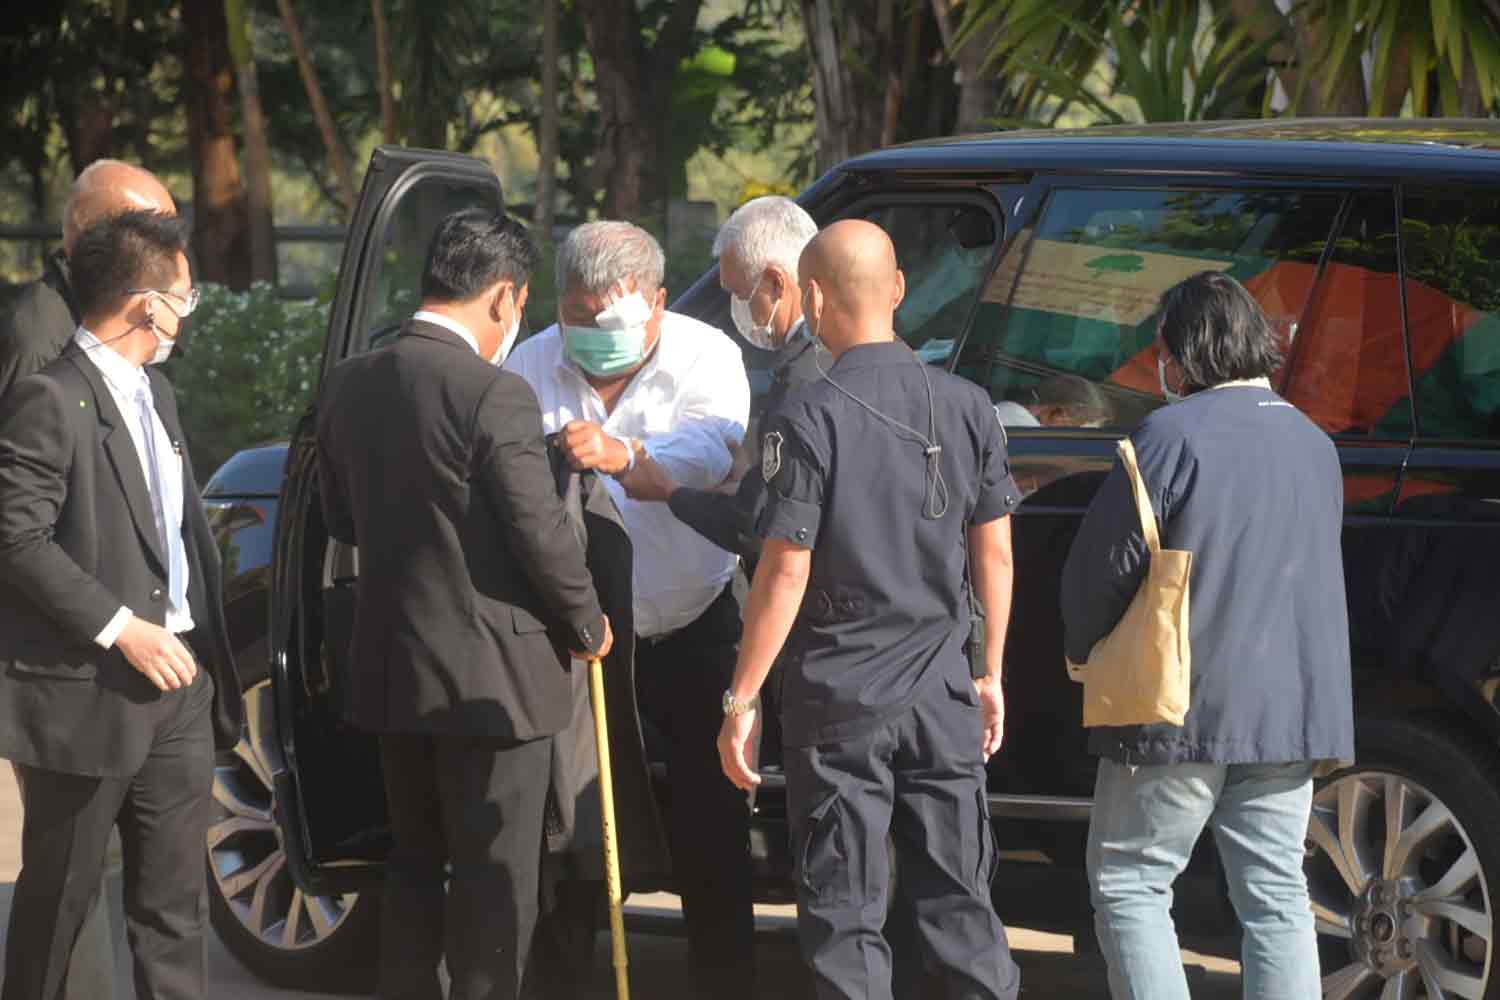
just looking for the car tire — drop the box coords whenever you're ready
[206,679,381,994]
[1307,712,1500,999]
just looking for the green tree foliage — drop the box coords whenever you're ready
[1012,0,1278,123]
[167,282,326,476]
[1295,0,1500,116]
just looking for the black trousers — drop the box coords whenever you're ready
[6,768,114,1000]
[377,732,552,1000]
[2,674,214,1000]
[635,585,755,1000]
[785,674,1020,1000]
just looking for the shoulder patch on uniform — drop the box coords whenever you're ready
[762,430,784,481]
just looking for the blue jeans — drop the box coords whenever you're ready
[1086,758,1321,1000]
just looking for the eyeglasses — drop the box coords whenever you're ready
[129,287,200,317]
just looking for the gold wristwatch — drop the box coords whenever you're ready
[722,690,760,717]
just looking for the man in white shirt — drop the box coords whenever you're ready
[505,221,755,999]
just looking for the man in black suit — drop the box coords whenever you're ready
[0,159,177,399]
[0,158,178,1000]
[317,209,614,1000]
[0,210,241,1000]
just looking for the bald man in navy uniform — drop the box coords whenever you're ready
[717,220,1022,999]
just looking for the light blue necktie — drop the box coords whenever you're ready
[134,380,187,618]
[134,382,170,555]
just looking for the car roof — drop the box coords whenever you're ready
[841,118,1500,184]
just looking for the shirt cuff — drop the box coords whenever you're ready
[973,472,1023,523]
[95,606,131,649]
[758,495,821,548]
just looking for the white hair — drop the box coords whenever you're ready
[712,196,817,285]
[557,221,665,297]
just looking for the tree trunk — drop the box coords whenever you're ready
[931,0,1003,134]
[801,0,892,174]
[181,0,251,289]
[575,0,701,225]
[371,0,397,141]
[533,0,560,242]
[1288,2,1367,114]
[57,91,119,174]
[1459,50,1484,117]
[225,0,277,285]
[276,0,357,218]
[1228,0,1363,115]
[576,0,649,220]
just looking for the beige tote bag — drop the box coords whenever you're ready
[1066,438,1192,728]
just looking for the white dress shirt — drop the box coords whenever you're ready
[74,328,194,645]
[506,311,751,638]
[411,310,481,355]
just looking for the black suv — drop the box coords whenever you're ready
[202,123,1500,998]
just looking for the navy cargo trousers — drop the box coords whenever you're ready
[784,673,1021,1000]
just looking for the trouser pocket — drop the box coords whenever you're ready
[798,790,853,906]
[975,786,999,891]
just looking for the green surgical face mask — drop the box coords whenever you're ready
[562,325,648,376]
[561,290,654,377]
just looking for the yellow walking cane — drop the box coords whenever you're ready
[588,657,630,1000]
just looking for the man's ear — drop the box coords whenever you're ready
[490,281,513,320]
[653,285,667,316]
[892,269,906,311]
[769,266,789,299]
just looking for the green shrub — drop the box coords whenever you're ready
[167,282,327,480]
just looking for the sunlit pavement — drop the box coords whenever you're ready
[0,762,1239,997]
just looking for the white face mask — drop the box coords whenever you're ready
[729,273,780,351]
[1158,354,1185,404]
[146,314,176,366]
[490,292,522,366]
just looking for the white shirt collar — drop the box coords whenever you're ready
[412,310,481,356]
[73,326,148,396]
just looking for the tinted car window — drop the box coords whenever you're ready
[1279,192,1413,438]
[860,202,999,366]
[1401,188,1500,441]
[358,177,502,353]
[958,187,1339,430]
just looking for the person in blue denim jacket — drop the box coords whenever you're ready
[1062,271,1354,999]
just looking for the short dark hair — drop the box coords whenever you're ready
[420,209,540,303]
[70,210,188,320]
[1157,271,1281,390]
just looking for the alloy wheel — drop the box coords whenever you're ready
[208,679,359,951]
[1308,771,1492,999]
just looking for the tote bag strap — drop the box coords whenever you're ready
[1116,438,1161,554]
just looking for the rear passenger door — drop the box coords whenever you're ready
[954,179,1367,798]
[1368,187,1500,703]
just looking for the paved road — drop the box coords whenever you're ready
[0,762,1240,997]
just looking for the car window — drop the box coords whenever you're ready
[1400,188,1500,442]
[957,187,1340,430]
[1279,192,1413,438]
[356,177,502,353]
[859,202,1000,367]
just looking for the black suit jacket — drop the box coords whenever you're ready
[0,250,80,399]
[0,347,242,777]
[317,321,606,742]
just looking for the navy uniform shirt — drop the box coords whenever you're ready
[666,323,819,566]
[757,340,1019,747]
